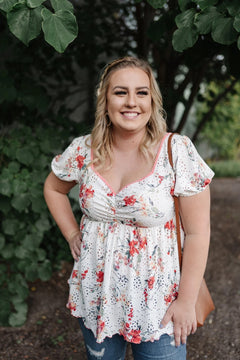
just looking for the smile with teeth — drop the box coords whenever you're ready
[121,112,139,119]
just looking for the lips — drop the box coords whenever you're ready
[121,112,139,119]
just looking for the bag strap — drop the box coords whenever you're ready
[167,133,182,269]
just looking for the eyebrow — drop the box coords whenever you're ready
[112,86,150,90]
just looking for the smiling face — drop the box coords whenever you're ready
[106,67,152,136]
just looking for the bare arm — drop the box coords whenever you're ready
[43,171,81,260]
[161,186,211,346]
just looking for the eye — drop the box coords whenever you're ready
[137,91,149,96]
[114,91,127,95]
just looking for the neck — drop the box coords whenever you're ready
[112,129,146,152]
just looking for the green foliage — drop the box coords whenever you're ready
[0,123,80,326]
[173,0,240,52]
[196,81,240,160]
[1,0,78,52]
[208,160,240,177]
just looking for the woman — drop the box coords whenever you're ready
[44,57,214,360]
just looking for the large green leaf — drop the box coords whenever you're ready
[41,8,78,53]
[25,263,39,281]
[175,9,196,28]
[9,302,28,327]
[26,0,45,8]
[178,0,192,12]
[7,3,42,45]
[172,26,198,52]
[225,0,240,16]
[11,193,31,212]
[233,14,240,32]
[1,244,15,259]
[35,216,51,232]
[50,0,74,13]
[147,0,165,9]
[0,178,12,196]
[212,17,238,45]
[194,6,219,35]
[192,0,218,11]
[16,147,34,165]
[2,219,19,235]
[38,260,52,281]
[0,0,17,12]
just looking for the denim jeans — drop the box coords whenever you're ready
[78,318,186,360]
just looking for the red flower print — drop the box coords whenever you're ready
[129,240,139,256]
[164,219,175,230]
[68,301,76,311]
[124,195,137,206]
[129,329,141,344]
[204,178,211,186]
[76,155,85,169]
[72,270,78,278]
[97,316,105,335]
[79,184,94,208]
[148,276,155,290]
[107,192,114,197]
[164,283,178,305]
[96,270,104,283]
[81,269,88,280]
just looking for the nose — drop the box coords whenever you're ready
[126,92,137,108]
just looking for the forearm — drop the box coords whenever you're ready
[44,186,80,243]
[177,231,210,305]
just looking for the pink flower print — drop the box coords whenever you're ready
[124,195,137,206]
[158,175,164,183]
[96,270,104,283]
[148,276,155,290]
[76,154,85,169]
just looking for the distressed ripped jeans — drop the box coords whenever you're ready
[78,318,186,360]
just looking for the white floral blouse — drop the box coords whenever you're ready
[51,132,214,344]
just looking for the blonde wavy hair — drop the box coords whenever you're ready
[91,56,167,169]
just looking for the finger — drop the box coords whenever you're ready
[181,332,187,345]
[191,320,197,334]
[174,329,181,347]
[160,309,173,328]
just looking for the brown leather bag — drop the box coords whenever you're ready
[167,133,215,327]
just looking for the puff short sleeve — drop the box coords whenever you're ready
[51,137,86,183]
[172,134,214,197]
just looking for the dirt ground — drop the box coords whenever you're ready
[0,178,240,360]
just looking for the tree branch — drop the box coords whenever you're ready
[176,65,206,133]
[192,78,238,142]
